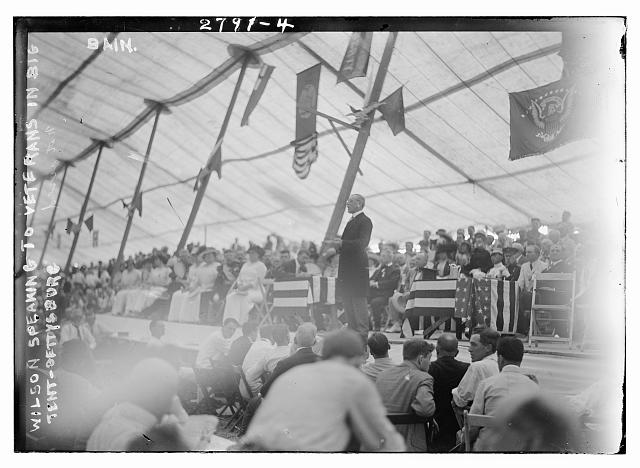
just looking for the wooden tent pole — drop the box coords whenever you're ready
[38,163,69,267]
[64,140,109,274]
[28,178,45,229]
[323,32,398,244]
[328,119,363,176]
[115,104,165,272]
[177,54,250,253]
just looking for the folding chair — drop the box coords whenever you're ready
[257,280,274,327]
[528,272,576,348]
[222,365,253,432]
[463,409,495,452]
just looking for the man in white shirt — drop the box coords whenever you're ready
[244,324,290,397]
[469,336,539,450]
[60,302,97,351]
[451,329,500,423]
[195,318,239,369]
[487,248,510,279]
[516,244,548,334]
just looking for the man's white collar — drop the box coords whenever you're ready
[350,209,364,219]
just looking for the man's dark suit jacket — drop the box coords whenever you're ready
[259,347,319,397]
[507,264,521,281]
[269,259,300,281]
[338,212,373,298]
[428,356,470,443]
[369,263,401,299]
[462,248,493,275]
[544,260,573,274]
[227,335,253,366]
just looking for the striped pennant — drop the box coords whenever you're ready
[311,276,336,305]
[474,279,519,333]
[272,279,312,316]
[405,279,457,317]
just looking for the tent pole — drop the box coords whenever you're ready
[28,178,45,229]
[115,104,165,272]
[323,32,397,246]
[327,119,363,176]
[64,140,109,274]
[177,54,250,253]
[38,162,69,267]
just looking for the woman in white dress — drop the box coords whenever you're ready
[169,248,219,323]
[128,257,171,315]
[110,260,142,315]
[223,246,267,326]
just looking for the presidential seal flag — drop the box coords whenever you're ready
[509,79,582,160]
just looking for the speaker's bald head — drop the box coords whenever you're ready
[436,333,459,356]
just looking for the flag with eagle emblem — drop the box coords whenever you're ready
[508,79,584,160]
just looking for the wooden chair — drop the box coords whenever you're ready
[463,409,495,452]
[387,412,437,450]
[528,272,576,348]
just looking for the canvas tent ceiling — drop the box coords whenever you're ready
[26,30,610,265]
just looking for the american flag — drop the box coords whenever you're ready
[311,276,336,305]
[454,277,474,319]
[405,279,457,318]
[272,279,313,317]
[473,279,519,333]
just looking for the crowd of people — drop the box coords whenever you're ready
[37,209,594,339]
[25,209,611,452]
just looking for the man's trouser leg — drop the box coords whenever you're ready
[345,295,370,346]
[370,296,387,330]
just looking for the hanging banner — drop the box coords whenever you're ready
[509,79,583,160]
[241,63,275,127]
[295,63,321,141]
[338,32,373,83]
[379,87,405,135]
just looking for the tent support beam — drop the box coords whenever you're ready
[28,178,45,229]
[64,140,110,274]
[115,104,166,272]
[327,119,363,176]
[323,31,397,245]
[38,162,69,267]
[177,54,251,253]
[298,107,361,131]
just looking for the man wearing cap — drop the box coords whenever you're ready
[487,248,510,280]
[462,232,493,277]
[329,194,373,345]
[361,332,395,381]
[241,329,405,452]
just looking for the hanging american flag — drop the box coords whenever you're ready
[473,279,519,333]
[405,279,457,318]
[454,276,474,319]
[272,279,313,317]
[311,275,336,305]
[291,133,318,179]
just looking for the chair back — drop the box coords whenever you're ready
[463,409,495,452]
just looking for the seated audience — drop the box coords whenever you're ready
[242,329,405,451]
[169,248,219,323]
[87,358,187,451]
[428,334,469,452]
[452,329,500,411]
[361,332,395,382]
[462,232,493,277]
[244,324,291,397]
[468,336,539,450]
[111,260,142,315]
[60,300,97,351]
[260,322,319,397]
[223,246,267,326]
[544,243,574,273]
[376,339,436,452]
[228,320,259,366]
[195,318,239,369]
[504,245,522,280]
[368,249,401,331]
[84,309,113,346]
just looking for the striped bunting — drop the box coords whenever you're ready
[474,279,519,334]
[272,279,312,316]
[405,279,457,317]
[311,276,336,305]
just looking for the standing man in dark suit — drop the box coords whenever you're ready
[330,194,373,346]
[427,334,469,452]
